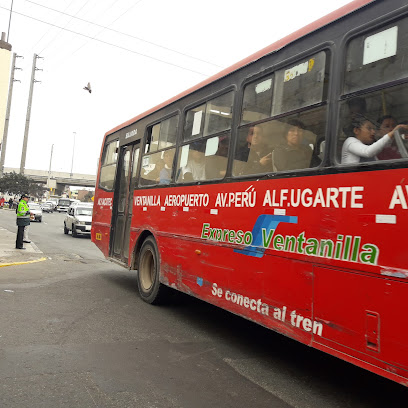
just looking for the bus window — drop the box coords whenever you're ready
[345,18,408,94]
[140,148,176,186]
[184,104,205,140]
[272,51,328,116]
[234,107,325,176]
[146,115,179,154]
[99,140,119,190]
[338,84,408,164]
[203,92,234,137]
[183,91,234,141]
[176,133,230,182]
[241,76,273,124]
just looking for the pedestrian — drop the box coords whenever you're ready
[16,194,31,250]
[8,197,13,209]
[0,196,4,209]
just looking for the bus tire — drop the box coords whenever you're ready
[137,236,167,304]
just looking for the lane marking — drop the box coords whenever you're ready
[0,257,48,268]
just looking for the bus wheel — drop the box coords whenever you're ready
[137,236,167,304]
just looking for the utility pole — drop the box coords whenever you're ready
[0,52,22,176]
[47,144,54,199]
[20,53,42,174]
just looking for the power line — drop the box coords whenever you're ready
[0,5,210,76]
[25,0,222,68]
[28,0,78,53]
[37,0,93,55]
[51,0,144,63]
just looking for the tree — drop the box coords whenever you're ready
[84,190,94,202]
[0,172,46,199]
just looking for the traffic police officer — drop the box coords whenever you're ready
[16,194,30,249]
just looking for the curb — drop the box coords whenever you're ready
[0,256,48,268]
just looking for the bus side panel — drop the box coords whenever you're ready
[91,192,114,257]
[313,266,408,377]
[158,233,313,345]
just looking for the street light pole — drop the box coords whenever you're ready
[47,144,53,198]
[70,132,76,177]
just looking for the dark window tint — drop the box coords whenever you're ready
[345,19,408,93]
[241,76,273,124]
[272,51,328,115]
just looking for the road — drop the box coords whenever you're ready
[0,209,407,407]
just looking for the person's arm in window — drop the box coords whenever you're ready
[347,134,391,158]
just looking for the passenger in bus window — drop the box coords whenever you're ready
[341,114,408,164]
[342,97,367,138]
[182,142,207,181]
[376,115,401,160]
[159,150,174,184]
[273,120,312,171]
[235,125,272,175]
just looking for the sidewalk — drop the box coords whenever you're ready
[0,226,46,267]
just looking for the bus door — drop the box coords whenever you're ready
[111,143,140,263]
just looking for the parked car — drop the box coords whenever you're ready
[64,204,93,237]
[41,202,54,213]
[28,202,43,222]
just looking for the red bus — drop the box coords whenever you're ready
[92,0,408,386]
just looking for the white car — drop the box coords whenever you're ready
[28,202,43,222]
[64,204,93,237]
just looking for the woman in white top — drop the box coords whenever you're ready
[341,114,407,164]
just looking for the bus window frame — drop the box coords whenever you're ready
[137,110,182,188]
[144,112,181,155]
[98,136,120,192]
[232,46,333,180]
[181,86,236,142]
[340,9,408,96]
[335,10,408,168]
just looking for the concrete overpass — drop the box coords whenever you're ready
[4,167,96,193]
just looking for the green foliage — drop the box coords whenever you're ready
[0,172,46,199]
[83,190,94,202]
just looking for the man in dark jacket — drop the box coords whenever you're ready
[16,194,30,249]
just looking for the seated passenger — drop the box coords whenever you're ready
[341,114,407,164]
[159,150,174,185]
[235,125,272,175]
[376,115,401,160]
[182,142,206,181]
[273,120,312,171]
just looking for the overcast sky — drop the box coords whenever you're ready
[0,0,352,176]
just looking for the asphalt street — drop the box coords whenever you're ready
[0,209,407,407]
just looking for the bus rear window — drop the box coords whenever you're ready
[344,18,408,93]
[272,51,328,116]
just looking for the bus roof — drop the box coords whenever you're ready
[106,0,374,137]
